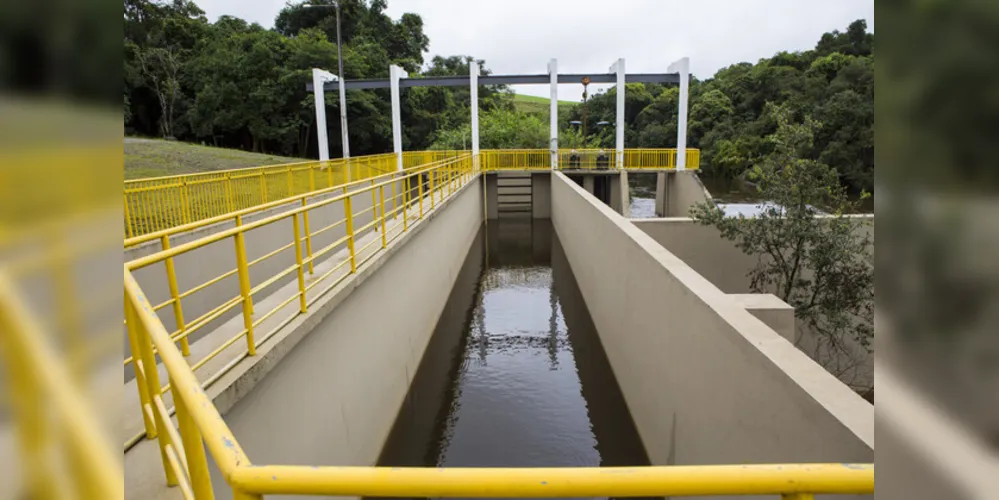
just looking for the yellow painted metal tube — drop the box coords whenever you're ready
[291,214,308,313]
[232,464,873,498]
[233,222,256,356]
[160,236,190,356]
[125,268,250,476]
[175,377,215,500]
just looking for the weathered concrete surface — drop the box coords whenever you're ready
[632,216,875,391]
[550,172,873,485]
[666,170,711,217]
[876,358,999,499]
[609,171,630,217]
[728,293,796,343]
[204,175,483,499]
[530,172,551,219]
[485,173,498,219]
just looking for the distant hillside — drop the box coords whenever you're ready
[125,138,305,179]
[513,93,579,115]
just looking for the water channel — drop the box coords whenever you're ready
[377,220,650,499]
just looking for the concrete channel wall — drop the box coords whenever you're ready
[633,216,875,392]
[550,172,873,486]
[206,177,483,499]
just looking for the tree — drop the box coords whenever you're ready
[690,104,873,389]
[134,44,184,138]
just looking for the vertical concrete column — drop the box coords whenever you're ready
[668,57,690,171]
[470,63,480,157]
[338,72,350,159]
[548,58,559,169]
[582,176,595,195]
[311,69,336,162]
[610,58,625,168]
[390,64,408,171]
[618,171,630,218]
[655,171,668,217]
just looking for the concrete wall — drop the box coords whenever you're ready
[207,177,483,499]
[485,173,498,219]
[530,172,551,219]
[632,216,875,391]
[550,173,872,489]
[666,171,711,217]
[609,171,630,217]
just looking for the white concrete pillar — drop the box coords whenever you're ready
[390,64,408,171]
[311,69,337,162]
[338,75,350,159]
[668,57,690,170]
[548,58,558,169]
[611,58,625,168]
[470,63,480,156]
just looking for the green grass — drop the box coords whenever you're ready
[124,139,307,180]
[512,93,579,115]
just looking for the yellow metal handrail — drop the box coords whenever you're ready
[0,271,121,499]
[123,153,872,499]
[124,152,399,238]
[478,148,701,171]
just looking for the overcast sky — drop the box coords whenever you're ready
[196,0,874,102]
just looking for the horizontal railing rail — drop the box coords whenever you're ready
[124,153,401,238]
[122,152,872,499]
[478,148,700,171]
[125,154,461,249]
[123,148,697,239]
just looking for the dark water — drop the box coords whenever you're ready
[377,220,649,497]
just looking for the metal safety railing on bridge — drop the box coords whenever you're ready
[123,149,695,239]
[480,148,701,171]
[120,152,873,500]
[123,151,465,238]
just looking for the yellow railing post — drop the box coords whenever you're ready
[301,199,314,275]
[429,170,436,210]
[174,376,215,500]
[181,179,192,224]
[403,175,409,232]
[258,172,267,204]
[233,216,256,356]
[391,174,397,219]
[418,173,424,218]
[344,195,356,273]
[291,214,308,314]
[124,295,156,437]
[124,193,134,238]
[286,165,293,197]
[225,173,235,213]
[135,304,177,485]
[379,186,387,249]
[160,235,190,356]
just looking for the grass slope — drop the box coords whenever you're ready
[124,138,306,179]
[512,93,579,115]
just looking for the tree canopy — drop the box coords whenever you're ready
[125,3,873,193]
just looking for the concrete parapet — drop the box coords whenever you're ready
[550,172,873,478]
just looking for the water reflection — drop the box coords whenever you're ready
[378,220,649,497]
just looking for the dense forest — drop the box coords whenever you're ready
[124,0,873,192]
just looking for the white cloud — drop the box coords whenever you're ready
[195,0,874,102]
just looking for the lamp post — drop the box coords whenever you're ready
[304,2,349,158]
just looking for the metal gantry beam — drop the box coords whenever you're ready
[306,72,681,92]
